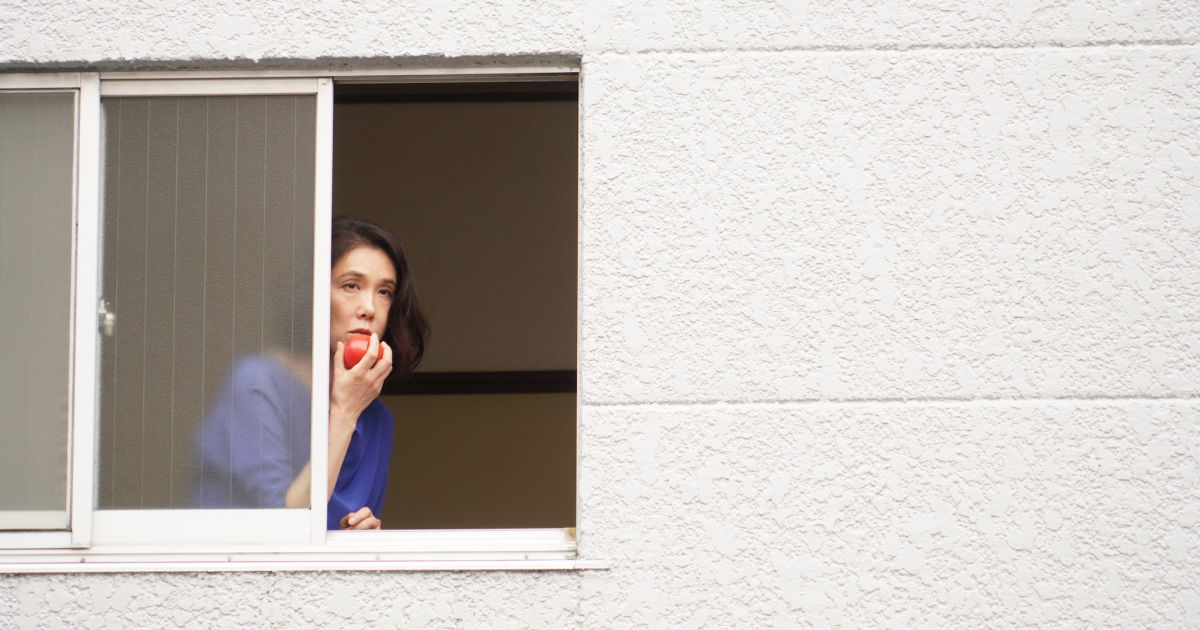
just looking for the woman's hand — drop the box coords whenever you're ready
[330,333,393,427]
[339,506,381,530]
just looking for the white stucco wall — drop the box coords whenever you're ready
[3,1,1199,627]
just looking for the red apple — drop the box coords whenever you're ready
[343,334,383,369]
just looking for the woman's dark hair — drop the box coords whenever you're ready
[331,217,428,378]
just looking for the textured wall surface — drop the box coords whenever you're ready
[587,0,1200,52]
[579,403,1200,627]
[3,0,1200,628]
[0,0,582,63]
[580,48,1200,404]
[2,0,1198,64]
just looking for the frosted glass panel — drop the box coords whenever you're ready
[0,92,74,528]
[98,95,315,509]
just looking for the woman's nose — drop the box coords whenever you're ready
[357,294,376,319]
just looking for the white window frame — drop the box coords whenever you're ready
[0,67,592,572]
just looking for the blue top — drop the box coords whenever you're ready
[192,355,393,529]
[325,396,393,529]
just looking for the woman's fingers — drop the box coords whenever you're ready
[376,341,393,376]
[365,333,380,369]
[340,507,381,530]
[338,508,362,529]
[355,336,392,383]
[332,341,346,373]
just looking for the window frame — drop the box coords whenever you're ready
[0,67,587,572]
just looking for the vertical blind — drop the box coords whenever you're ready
[98,95,315,509]
[0,92,75,527]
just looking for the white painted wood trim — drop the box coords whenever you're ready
[70,73,101,549]
[0,559,604,574]
[0,528,588,573]
[0,532,73,550]
[0,72,82,89]
[332,71,579,84]
[575,64,587,538]
[99,78,322,97]
[92,510,311,546]
[0,512,68,530]
[310,78,335,543]
[324,527,577,550]
[99,67,579,82]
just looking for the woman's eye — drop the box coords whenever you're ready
[380,289,394,299]
[342,282,359,291]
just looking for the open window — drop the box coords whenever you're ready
[0,69,580,568]
[333,81,577,530]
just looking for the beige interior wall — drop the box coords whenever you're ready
[333,98,578,372]
[379,393,575,528]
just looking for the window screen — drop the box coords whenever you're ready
[0,92,75,528]
[97,95,315,509]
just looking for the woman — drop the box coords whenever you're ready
[194,217,428,530]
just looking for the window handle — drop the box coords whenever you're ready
[98,299,116,337]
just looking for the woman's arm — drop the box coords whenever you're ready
[284,463,310,508]
[284,335,392,514]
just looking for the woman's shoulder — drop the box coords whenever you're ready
[229,354,305,393]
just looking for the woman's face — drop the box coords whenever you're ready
[330,245,396,353]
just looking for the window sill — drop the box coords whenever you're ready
[0,528,610,574]
[0,557,608,574]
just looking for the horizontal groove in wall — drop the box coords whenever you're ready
[583,395,1200,410]
[596,39,1200,57]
